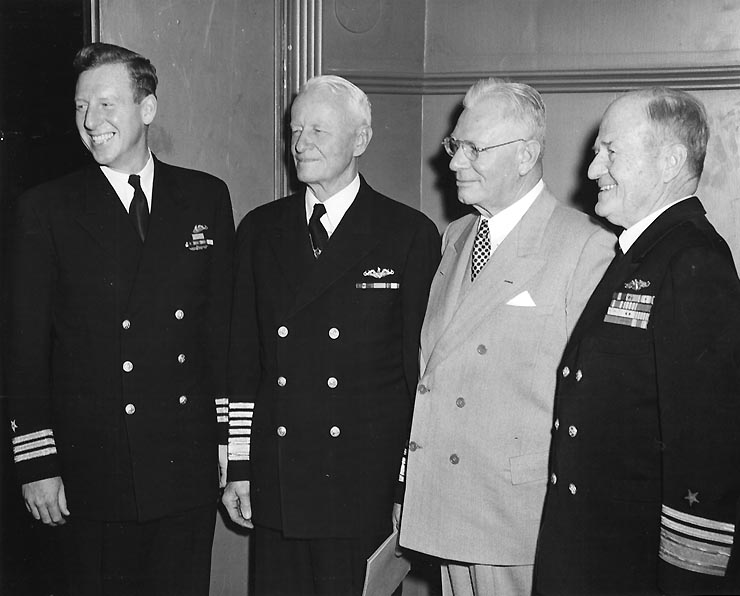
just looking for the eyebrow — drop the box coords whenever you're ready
[592,139,611,153]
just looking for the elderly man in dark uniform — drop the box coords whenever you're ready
[5,43,234,596]
[534,87,740,595]
[221,75,440,596]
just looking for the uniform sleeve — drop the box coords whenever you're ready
[396,216,440,500]
[225,212,261,482]
[206,180,235,447]
[654,245,740,595]
[4,192,61,484]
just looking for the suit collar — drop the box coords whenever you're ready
[561,199,705,348]
[423,189,554,371]
[625,196,704,262]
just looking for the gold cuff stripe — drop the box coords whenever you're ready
[659,528,729,577]
[662,505,736,533]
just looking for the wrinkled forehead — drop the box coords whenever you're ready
[292,87,356,124]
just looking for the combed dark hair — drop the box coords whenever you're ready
[636,87,709,178]
[73,42,158,102]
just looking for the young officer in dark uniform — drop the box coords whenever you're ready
[222,75,440,596]
[535,87,740,596]
[5,43,234,596]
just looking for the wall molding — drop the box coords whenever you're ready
[329,66,740,94]
[276,0,323,198]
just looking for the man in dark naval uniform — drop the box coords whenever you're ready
[221,75,440,595]
[5,43,234,596]
[534,87,740,595]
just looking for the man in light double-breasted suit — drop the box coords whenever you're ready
[399,78,615,596]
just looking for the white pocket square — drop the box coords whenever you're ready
[506,291,536,307]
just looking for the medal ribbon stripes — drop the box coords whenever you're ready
[659,505,734,576]
[604,291,654,329]
[356,282,400,290]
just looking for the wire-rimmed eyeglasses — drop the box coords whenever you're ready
[442,136,526,161]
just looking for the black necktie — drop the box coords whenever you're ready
[308,202,329,258]
[128,174,149,242]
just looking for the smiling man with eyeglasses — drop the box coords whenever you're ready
[397,77,615,596]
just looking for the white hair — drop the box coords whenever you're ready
[299,75,372,127]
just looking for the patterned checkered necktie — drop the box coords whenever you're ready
[471,217,491,281]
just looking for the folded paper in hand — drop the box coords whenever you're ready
[362,529,411,596]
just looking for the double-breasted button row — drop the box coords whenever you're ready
[476,344,487,355]
[561,366,583,381]
[550,473,577,495]
[275,325,341,340]
[275,425,341,438]
[418,384,429,394]
[125,403,136,415]
[275,376,337,388]
[123,361,134,373]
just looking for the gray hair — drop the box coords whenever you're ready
[628,87,709,179]
[463,77,546,152]
[299,75,372,128]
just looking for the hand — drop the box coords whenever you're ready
[392,502,402,531]
[222,480,253,529]
[22,476,69,526]
[218,444,228,488]
[392,502,404,557]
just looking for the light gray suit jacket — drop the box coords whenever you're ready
[399,187,614,565]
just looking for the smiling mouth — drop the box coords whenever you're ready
[90,132,114,145]
[599,183,616,192]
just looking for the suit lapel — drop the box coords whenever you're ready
[269,194,315,297]
[566,197,705,347]
[288,182,379,317]
[420,215,476,365]
[74,166,143,306]
[424,190,554,371]
[75,166,140,255]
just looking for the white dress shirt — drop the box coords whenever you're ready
[100,151,154,213]
[304,175,360,238]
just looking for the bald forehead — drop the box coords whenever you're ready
[594,95,655,149]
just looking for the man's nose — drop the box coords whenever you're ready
[587,152,606,180]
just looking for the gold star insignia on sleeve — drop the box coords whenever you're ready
[684,489,700,507]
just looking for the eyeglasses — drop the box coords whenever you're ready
[442,136,526,161]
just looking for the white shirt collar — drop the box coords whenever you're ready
[618,195,693,253]
[100,151,154,212]
[304,174,360,237]
[480,178,544,248]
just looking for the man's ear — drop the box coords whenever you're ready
[140,94,157,126]
[353,125,373,157]
[662,143,688,183]
[517,139,541,176]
